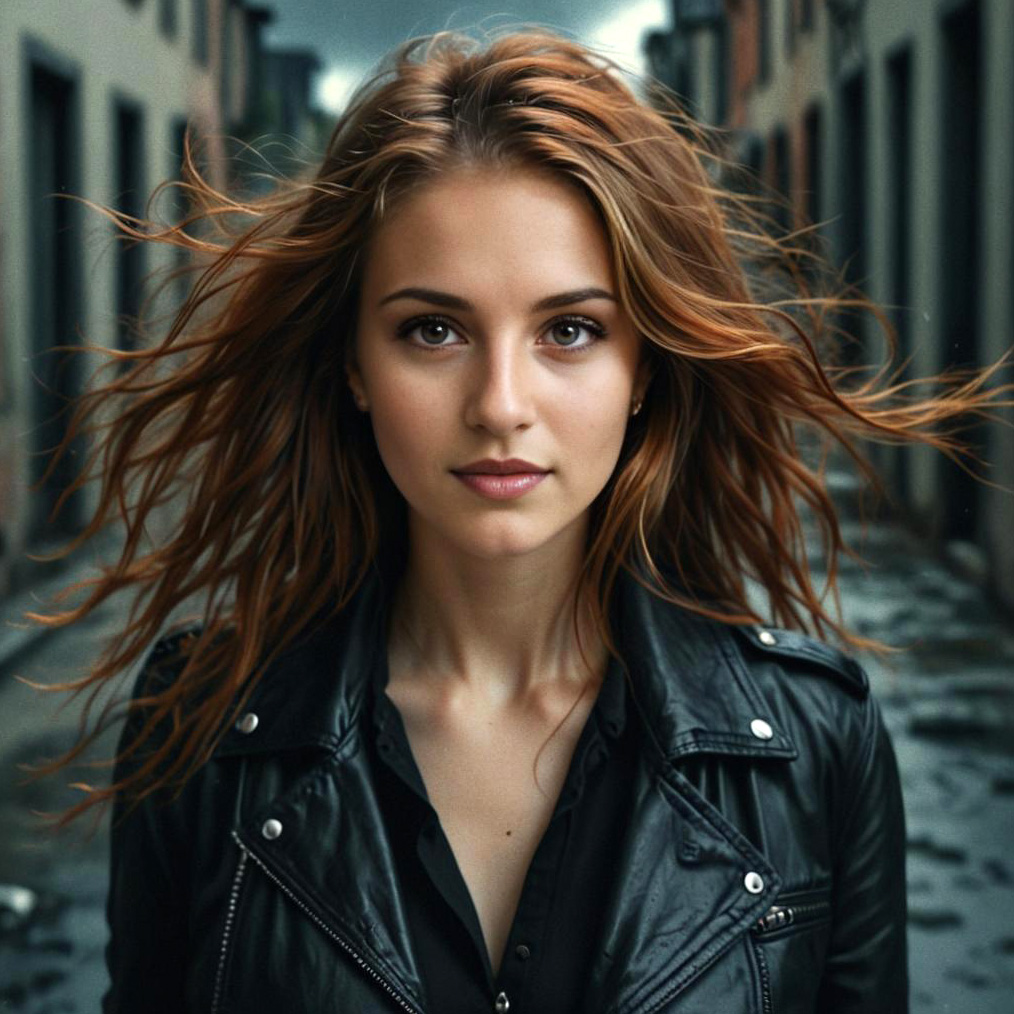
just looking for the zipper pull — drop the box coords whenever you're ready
[753,898,832,936]
[754,905,794,935]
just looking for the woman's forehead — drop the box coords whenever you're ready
[359,168,618,301]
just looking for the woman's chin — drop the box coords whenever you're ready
[421,519,581,564]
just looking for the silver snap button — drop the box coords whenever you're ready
[744,871,765,894]
[236,712,259,734]
[750,718,774,740]
[757,629,777,646]
[494,991,510,1013]
[261,818,283,840]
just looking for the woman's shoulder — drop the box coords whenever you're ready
[637,563,869,702]
[725,621,870,701]
[129,622,208,698]
[719,619,888,770]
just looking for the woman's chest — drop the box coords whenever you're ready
[385,678,600,974]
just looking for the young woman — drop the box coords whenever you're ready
[27,27,1012,1014]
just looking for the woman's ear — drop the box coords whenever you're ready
[634,345,657,407]
[345,361,369,412]
[344,337,369,412]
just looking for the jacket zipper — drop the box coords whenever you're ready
[751,898,831,937]
[231,831,423,1014]
[211,846,249,1014]
[751,938,773,1014]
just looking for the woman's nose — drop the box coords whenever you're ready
[463,340,537,434]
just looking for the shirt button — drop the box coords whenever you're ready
[750,718,774,740]
[757,628,777,646]
[494,991,510,1013]
[261,818,283,840]
[515,944,531,960]
[744,871,765,894]
[236,712,259,734]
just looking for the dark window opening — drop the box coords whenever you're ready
[758,0,771,85]
[886,44,913,501]
[114,99,146,370]
[801,0,815,33]
[169,118,195,307]
[770,125,792,232]
[838,70,868,360]
[27,48,86,541]
[803,103,823,229]
[940,0,983,540]
[192,0,209,66]
[159,0,179,40]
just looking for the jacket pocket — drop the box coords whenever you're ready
[210,846,250,1014]
[750,885,832,942]
[749,885,833,1014]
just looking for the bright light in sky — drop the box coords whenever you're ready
[587,0,669,79]
[317,66,364,115]
[314,1,670,116]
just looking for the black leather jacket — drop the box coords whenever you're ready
[103,564,908,1013]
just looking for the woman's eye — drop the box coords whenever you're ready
[546,319,607,350]
[396,316,460,348]
[395,314,608,353]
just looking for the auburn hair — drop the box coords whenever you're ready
[19,27,1013,829]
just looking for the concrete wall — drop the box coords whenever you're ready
[0,0,235,594]
[688,0,1014,611]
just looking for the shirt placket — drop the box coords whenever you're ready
[372,653,627,1014]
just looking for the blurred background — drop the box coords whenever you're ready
[0,1,1012,1011]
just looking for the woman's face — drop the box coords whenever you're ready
[348,166,649,561]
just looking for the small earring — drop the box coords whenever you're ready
[631,398,643,417]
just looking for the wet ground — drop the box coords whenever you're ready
[806,510,1014,1012]
[1,474,1013,1011]
[0,591,123,1013]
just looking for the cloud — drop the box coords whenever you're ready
[587,0,669,78]
[316,65,367,115]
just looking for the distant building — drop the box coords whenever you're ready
[264,49,324,145]
[647,0,1014,614]
[0,1,327,597]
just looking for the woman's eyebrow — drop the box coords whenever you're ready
[376,286,617,311]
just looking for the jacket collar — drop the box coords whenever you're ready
[215,561,798,763]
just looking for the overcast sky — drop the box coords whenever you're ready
[263,1,670,113]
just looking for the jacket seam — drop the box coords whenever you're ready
[736,628,869,698]
[713,625,775,720]
[667,739,793,759]
[832,691,879,848]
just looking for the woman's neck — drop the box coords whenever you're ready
[386,527,607,709]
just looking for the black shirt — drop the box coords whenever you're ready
[368,640,637,1014]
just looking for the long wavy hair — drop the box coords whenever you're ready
[19,27,1013,828]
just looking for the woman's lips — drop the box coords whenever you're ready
[451,471,549,500]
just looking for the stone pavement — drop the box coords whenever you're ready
[809,507,1014,1012]
[0,479,1013,1011]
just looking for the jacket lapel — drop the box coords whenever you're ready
[217,563,794,1014]
[232,746,430,1013]
[571,566,792,1014]
[224,566,430,1013]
